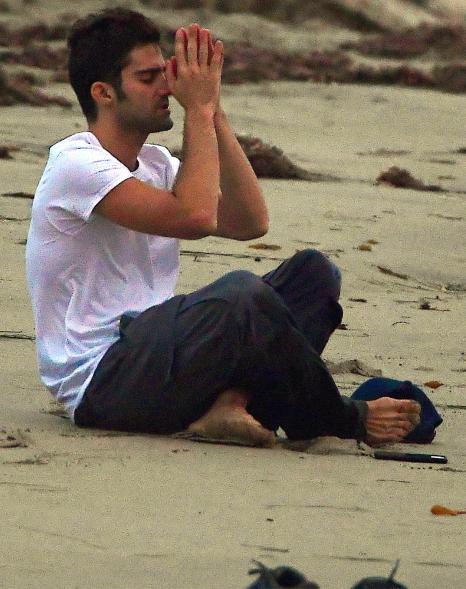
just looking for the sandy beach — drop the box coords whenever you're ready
[1,1,465,587]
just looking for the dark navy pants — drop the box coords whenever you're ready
[74,249,367,440]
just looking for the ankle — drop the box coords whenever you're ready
[213,388,250,410]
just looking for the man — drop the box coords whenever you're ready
[26,8,420,447]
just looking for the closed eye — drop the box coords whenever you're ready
[135,66,166,84]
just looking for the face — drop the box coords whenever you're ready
[114,44,173,134]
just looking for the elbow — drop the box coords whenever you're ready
[237,216,269,241]
[186,210,218,239]
[254,211,270,238]
[254,218,270,238]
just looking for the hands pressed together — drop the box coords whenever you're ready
[165,23,224,117]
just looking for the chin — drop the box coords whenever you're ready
[151,116,174,133]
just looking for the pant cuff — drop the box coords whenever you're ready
[339,397,368,441]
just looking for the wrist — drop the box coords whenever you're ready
[213,107,227,127]
[184,106,216,123]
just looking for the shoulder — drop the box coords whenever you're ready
[34,132,133,224]
[47,132,130,182]
[49,131,103,159]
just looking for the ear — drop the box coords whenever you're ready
[90,81,115,109]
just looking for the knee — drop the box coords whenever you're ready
[293,249,342,294]
[221,270,273,300]
[221,272,295,348]
[220,270,285,314]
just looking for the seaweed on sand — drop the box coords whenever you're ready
[432,63,466,94]
[376,166,443,192]
[222,44,354,84]
[0,44,68,71]
[341,24,466,60]
[0,67,71,107]
[236,135,330,180]
[0,16,76,46]
[222,42,465,93]
[174,134,336,181]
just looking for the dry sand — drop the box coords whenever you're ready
[1,1,465,588]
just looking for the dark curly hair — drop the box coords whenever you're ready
[68,8,161,121]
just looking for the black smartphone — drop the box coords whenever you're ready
[373,451,448,464]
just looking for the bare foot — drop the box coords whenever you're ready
[365,397,421,446]
[187,389,276,448]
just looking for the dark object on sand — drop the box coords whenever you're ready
[351,560,407,589]
[374,450,447,464]
[376,166,442,192]
[246,561,319,589]
[1,191,34,199]
[0,145,12,159]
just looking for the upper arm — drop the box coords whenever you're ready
[94,177,214,239]
[50,144,215,239]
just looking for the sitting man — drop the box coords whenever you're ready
[26,8,420,447]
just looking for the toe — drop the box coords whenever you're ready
[395,399,417,412]
[408,412,421,426]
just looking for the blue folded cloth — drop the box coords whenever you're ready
[351,377,443,443]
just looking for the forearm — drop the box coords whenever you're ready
[214,109,269,240]
[173,108,220,229]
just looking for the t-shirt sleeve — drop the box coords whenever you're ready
[154,145,181,190]
[168,155,181,190]
[50,145,133,223]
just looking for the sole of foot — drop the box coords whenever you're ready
[187,407,276,448]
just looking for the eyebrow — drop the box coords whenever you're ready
[134,66,166,76]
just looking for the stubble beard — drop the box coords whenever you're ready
[117,107,173,136]
[151,115,174,133]
[114,87,174,135]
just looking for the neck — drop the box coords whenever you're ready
[89,120,148,172]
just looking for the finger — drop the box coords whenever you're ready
[182,27,188,52]
[210,39,224,70]
[174,28,187,69]
[207,30,214,64]
[214,39,224,74]
[165,56,177,88]
[196,25,201,61]
[219,49,224,73]
[187,23,199,66]
[199,29,209,67]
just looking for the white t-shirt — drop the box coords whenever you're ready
[26,132,181,419]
